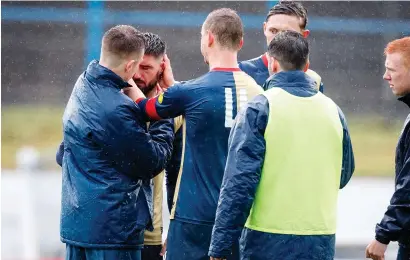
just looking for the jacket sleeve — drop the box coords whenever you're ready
[165,126,183,213]
[338,106,355,189]
[209,94,269,258]
[137,83,188,121]
[375,131,410,244]
[56,141,64,167]
[100,102,174,180]
[319,81,324,93]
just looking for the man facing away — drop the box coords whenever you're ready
[124,8,264,260]
[209,31,355,260]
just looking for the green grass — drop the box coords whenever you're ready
[1,106,402,176]
[348,116,401,177]
[2,105,64,169]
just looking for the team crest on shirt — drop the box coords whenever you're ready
[158,93,164,104]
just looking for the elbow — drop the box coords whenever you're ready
[56,155,62,167]
[140,155,168,180]
[56,144,64,167]
[339,167,354,189]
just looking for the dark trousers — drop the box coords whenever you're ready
[66,244,141,260]
[142,244,163,260]
[397,244,410,260]
[166,219,239,260]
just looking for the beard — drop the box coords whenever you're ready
[140,81,157,95]
[134,72,161,96]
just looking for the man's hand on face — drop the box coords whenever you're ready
[124,79,146,101]
[365,239,388,260]
[158,54,175,89]
[144,83,165,99]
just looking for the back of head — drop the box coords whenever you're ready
[101,25,145,66]
[203,8,243,51]
[141,32,166,58]
[266,1,308,30]
[268,30,309,71]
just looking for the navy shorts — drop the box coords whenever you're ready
[166,219,239,260]
[397,244,410,260]
[142,244,163,260]
[66,244,141,260]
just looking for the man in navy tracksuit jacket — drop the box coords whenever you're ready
[56,25,174,260]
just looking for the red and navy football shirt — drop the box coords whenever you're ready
[137,68,263,225]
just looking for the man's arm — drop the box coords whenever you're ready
[338,106,355,189]
[136,83,188,121]
[319,81,324,93]
[56,141,64,167]
[375,133,410,244]
[208,95,269,258]
[101,102,174,180]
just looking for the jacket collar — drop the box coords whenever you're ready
[266,70,317,89]
[398,93,410,108]
[85,60,131,89]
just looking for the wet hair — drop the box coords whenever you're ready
[267,30,309,70]
[142,32,166,58]
[385,36,410,68]
[102,25,145,59]
[266,1,308,30]
[203,8,243,51]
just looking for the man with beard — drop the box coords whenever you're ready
[131,32,183,260]
[133,33,166,97]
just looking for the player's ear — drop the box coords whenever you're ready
[270,57,278,73]
[303,60,310,72]
[160,57,165,73]
[263,22,268,37]
[208,31,214,47]
[302,29,310,38]
[238,38,244,50]
[273,59,278,73]
[125,60,135,73]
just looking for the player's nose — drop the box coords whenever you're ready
[133,71,142,79]
[383,71,390,81]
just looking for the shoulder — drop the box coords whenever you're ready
[172,73,210,90]
[305,69,322,90]
[233,71,264,93]
[106,93,143,123]
[239,56,263,72]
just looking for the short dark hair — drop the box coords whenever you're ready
[203,8,243,51]
[267,30,309,71]
[266,1,308,30]
[102,25,145,59]
[142,32,166,58]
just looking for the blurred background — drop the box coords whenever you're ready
[1,1,410,259]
